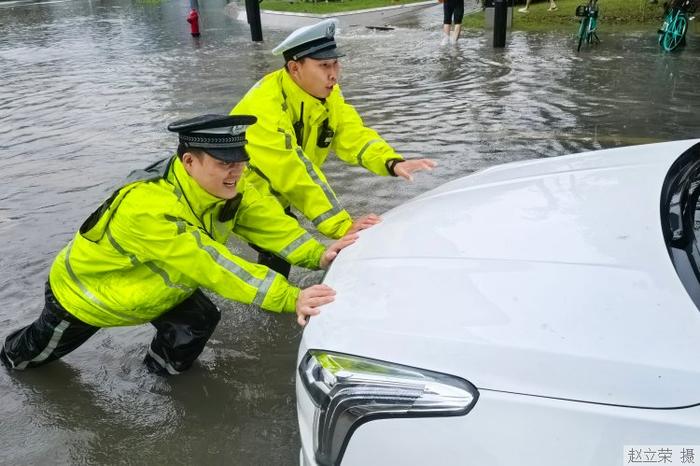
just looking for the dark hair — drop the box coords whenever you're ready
[285,57,307,72]
[177,143,206,160]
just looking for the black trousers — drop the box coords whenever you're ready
[443,0,465,24]
[1,283,220,375]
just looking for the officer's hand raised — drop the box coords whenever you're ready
[296,284,336,326]
[320,233,359,269]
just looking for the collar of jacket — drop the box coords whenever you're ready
[166,155,227,219]
[279,69,337,125]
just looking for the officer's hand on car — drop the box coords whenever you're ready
[297,233,360,326]
[394,159,437,182]
[296,284,336,326]
[320,233,359,269]
[347,213,381,235]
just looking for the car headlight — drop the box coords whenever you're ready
[299,350,479,466]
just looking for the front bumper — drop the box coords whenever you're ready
[298,385,700,465]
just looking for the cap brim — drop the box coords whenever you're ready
[204,147,249,163]
[307,47,345,60]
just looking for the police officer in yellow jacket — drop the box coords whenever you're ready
[231,19,436,276]
[0,114,355,375]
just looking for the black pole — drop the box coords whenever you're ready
[493,0,507,47]
[245,0,263,42]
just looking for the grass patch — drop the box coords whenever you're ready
[260,0,429,13]
[463,0,699,33]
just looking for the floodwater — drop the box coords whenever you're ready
[0,0,699,463]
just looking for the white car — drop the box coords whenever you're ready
[295,140,700,466]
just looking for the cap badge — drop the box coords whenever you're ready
[326,23,335,39]
[229,125,247,136]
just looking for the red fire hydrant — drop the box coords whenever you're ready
[186,8,200,37]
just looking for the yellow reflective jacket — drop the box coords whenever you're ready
[48,156,325,327]
[231,69,403,239]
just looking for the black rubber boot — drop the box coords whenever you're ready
[143,353,171,376]
[0,347,12,369]
[144,289,221,375]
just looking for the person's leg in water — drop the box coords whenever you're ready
[442,23,451,46]
[451,24,462,43]
[1,282,99,370]
[451,0,464,43]
[144,289,221,376]
[442,0,456,45]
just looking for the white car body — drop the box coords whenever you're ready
[296,140,700,466]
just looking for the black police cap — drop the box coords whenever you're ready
[168,114,257,163]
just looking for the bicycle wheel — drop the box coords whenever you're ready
[662,13,687,51]
[674,14,688,47]
[587,17,598,44]
[577,17,589,51]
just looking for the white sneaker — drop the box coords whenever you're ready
[440,35,449,46]
[518,7,528,12]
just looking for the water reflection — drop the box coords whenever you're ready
[0,0,699,463]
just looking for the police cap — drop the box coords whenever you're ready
[168,114,257,163]
[272,19,345,62]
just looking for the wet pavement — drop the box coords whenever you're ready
[0,0,699,464]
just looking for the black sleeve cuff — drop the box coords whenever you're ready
[385,158,404,177]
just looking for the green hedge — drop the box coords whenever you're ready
[261,0,429,14]
[464,0,699,32]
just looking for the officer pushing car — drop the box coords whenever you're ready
[1,114,356,375]
[231,19,437,277]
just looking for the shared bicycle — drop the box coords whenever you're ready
[575,0,600,51]
[658,0,697,52]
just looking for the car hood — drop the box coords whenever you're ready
[303,139,700,408]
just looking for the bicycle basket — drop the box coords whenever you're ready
[672,0,696,11]
[575,4,587,16]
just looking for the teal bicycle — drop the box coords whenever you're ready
[658,0,696,52]
[575,0,600,51]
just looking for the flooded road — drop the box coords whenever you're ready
[1,0,699,463]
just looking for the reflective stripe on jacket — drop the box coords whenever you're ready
[48,156,325,327]
[231,68,403,239]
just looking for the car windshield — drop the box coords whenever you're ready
[662,142,700,311]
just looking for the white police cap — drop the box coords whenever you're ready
[168,114,257,162]
[272,19,345,62]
